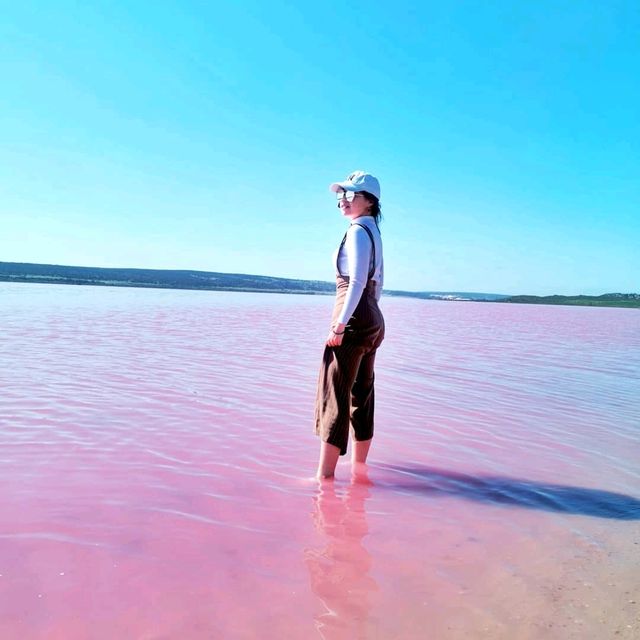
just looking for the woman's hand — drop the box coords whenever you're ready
[326,322,347,347]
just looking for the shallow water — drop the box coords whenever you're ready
[1,283,639,639]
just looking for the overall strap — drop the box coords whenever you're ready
[337,223,377,279]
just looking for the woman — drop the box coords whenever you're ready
[314,170,385,480]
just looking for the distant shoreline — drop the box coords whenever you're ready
[1,262,637,308]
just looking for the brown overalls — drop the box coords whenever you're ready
[314,224,385,456]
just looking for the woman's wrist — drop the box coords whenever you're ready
[331,322,346,335]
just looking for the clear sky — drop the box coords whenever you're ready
[1,1,638,295]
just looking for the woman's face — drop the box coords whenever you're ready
[337,191,372,219]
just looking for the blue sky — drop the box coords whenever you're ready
[1,1,638,295]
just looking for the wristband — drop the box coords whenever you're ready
[332,329,345,335]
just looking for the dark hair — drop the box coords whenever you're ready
[361,192,382,226]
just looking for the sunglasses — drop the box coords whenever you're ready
[335,191,364,202]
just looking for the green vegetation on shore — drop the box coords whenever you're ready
[502,293,640,308]
[1,262,637,308]
[0,261,503,301]
[0,261,335,295]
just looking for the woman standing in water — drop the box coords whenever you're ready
[314,171,385,480]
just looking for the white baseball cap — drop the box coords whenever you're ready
[329,170,380,200]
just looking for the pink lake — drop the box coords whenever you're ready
[1,282,639,639]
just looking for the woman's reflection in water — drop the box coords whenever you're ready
[305,469,378,639]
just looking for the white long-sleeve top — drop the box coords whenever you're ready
[333,215,384,324]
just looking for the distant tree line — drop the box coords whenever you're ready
[503,294,640,308]
[1,262,637,307]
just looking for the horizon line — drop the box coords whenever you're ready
[1,260,637,299]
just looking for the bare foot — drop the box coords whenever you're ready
[351,462,374,486]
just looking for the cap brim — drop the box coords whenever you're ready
[329,181,358,193]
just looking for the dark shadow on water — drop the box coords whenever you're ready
[380,465,640,520]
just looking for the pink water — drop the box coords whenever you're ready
[1,283,639,639]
